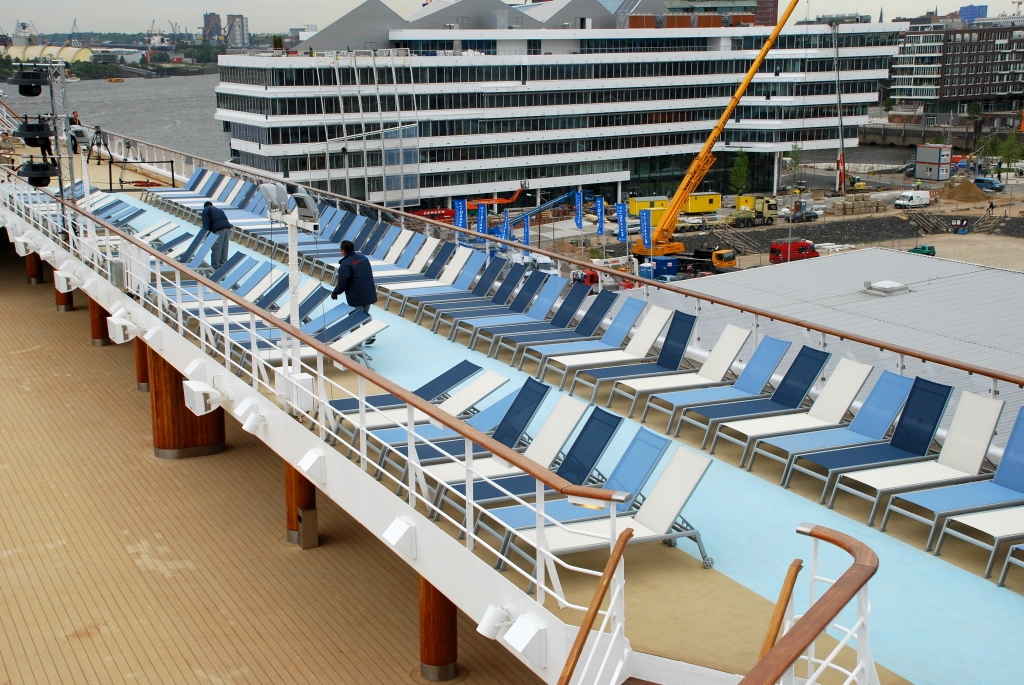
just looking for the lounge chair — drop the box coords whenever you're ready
[606,324,749,417]
[434,407,623,514]
[377,245,476,296]
[434,270,549,337]
[511,446,713,569]
[422,394,588,484]
[399,256,508,318]
[329,319,389,370]
[999,542,1024,586]
[784,377,952,503]
[709,358,874,466]
[746,370,914,479]
[472,282,592,355]
[881,407,1024,550]
[676,346,831,448]
[482,428,671,566]
[418,263,528,329]
[327,360,481,414]
[935,506,1024,580]
[456,276,569,347]
[491,289,618,362]
[568,310,696,402]
[518,297,647,373]
[374,241,456,286]
[384,251,488,312]
[540,305,675,390]
[641,335,790,430]
[337,370,508,431]
[831,390,1003,525]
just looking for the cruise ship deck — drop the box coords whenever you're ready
[4,120,1024,685]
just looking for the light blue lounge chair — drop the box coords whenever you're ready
[881,407,1024,550]
[745,370,914,479]
[641,335,792,430]
[457,276,568,347]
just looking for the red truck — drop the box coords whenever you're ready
[769,239,820,264]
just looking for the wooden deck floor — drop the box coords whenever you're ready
[0,245,542,685]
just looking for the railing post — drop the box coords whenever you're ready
[694,298,701,346]
[407,405,418,505]
[753,313,759,348]
[465,437,474,552]
[807,537,819,681]
[535,479,546,604]
[856,586,879,685]
[249,312,259,388]
[358,376,368,470]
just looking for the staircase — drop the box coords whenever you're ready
[709,228,761,255]
[905,210,948,235]
[972,213,1004,234]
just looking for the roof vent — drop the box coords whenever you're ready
[863,280,909,296]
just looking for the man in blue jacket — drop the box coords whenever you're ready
[331,240,379,342]
[202,201,233,269]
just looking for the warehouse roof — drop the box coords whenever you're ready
[675,248,1024,379]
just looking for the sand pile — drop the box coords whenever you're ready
[942,180,991,203]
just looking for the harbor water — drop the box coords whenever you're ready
[6,73,227,161]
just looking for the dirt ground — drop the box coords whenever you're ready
[738,232,1024,272]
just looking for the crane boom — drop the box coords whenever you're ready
[634,0,802,256]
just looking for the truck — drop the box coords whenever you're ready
[894,190,930,209]
[571,255,640,290]
[769,239,820,264]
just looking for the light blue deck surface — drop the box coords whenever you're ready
[363,298,1024,685]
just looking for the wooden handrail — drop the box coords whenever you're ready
[758,558,803,662]
[87,127,1024,387]
[739,524,878,685]
[3,172,625,504]
[557,528,634,685]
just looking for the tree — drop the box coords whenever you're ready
[729,149,750,195]
[968,102,983,120]
[789,143,802,184]
[883,97,895,113]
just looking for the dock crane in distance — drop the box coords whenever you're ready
[634,0,802,257]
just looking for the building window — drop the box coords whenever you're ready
[462,40,497,55]
[527,39,541,56]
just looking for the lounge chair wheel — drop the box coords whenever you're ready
[703,557,714,569]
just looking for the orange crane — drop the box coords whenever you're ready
[466,187,523,210]
[634,0,802,257]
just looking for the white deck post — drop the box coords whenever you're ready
[358,377,368,471]
[407,405,417,506]
[249,313,259,388]
[465,437,474,552]
[535,480,546,604]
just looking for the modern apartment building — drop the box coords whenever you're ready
[214,0,900,208]
[891,12,1024,113]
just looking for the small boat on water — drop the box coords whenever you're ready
[107,77,125,83]
[65,76,81,83]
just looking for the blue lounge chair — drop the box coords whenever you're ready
[373,241,456,285]
[435,407,624,515]
[382,250,487,312]
[473,281,592,355]
[418,263,528,329]
[677,345,830,448]
[398,256,508,317]
[640,336,791,432]
[481,428,671,566]
[880,407,1024,550]
[490,289,618,361]
[328,359,482,414]
[783,377,952,502]
[436,270,550,337]
[568,310,697,402]
[517,297,646,372]
[745,370,914,479]
[457,276,568,347]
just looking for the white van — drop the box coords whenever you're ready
[894,190,930,209]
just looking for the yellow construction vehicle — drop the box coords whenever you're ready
[633,0,802,257]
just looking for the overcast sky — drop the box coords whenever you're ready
[15,0,1023,35]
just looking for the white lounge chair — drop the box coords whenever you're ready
[422,394,588,483]
[371,236,439,274]
[607,324,751,417]
[831,391,1004,526]
[710,358,874,467]
[330,318,388,370]
[514,446,713,564]
[935,506,1024,580]
[539,305,673,390]
[339,370,508,431]
[377,246,474,293]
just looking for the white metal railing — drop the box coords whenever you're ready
[0,173,630,684]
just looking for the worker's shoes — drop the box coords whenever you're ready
[366,337,376,345]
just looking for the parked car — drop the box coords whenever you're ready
[908,245,936,257]
[769,240,820,264]
[975,177,1005,192]
[897,163,915,174]
[894,190,931,209]
[786,210,819,223]
[654,274,683,283]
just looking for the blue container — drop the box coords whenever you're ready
[651,256,678,277]
[638,264,654,280]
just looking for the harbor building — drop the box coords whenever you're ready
[214,0,901,208]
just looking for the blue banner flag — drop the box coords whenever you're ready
[476,205,486,234]
[616,203,628,243]
[595,197,604,236]
[523,214,530,257]
[453,199,467,229]
[502,209,510,242]
[574,191,583,229]
[639,209,652,250]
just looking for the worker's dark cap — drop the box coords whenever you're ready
[204,201,213,207]
[341,240,355,253]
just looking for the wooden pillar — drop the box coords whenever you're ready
[284,461,317,545]
[55,283,74,312]
[25,253,44,285]
[134,337,150,391]
[419,577,458,681]
[147,347,226,460]
[88,297,111,346]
